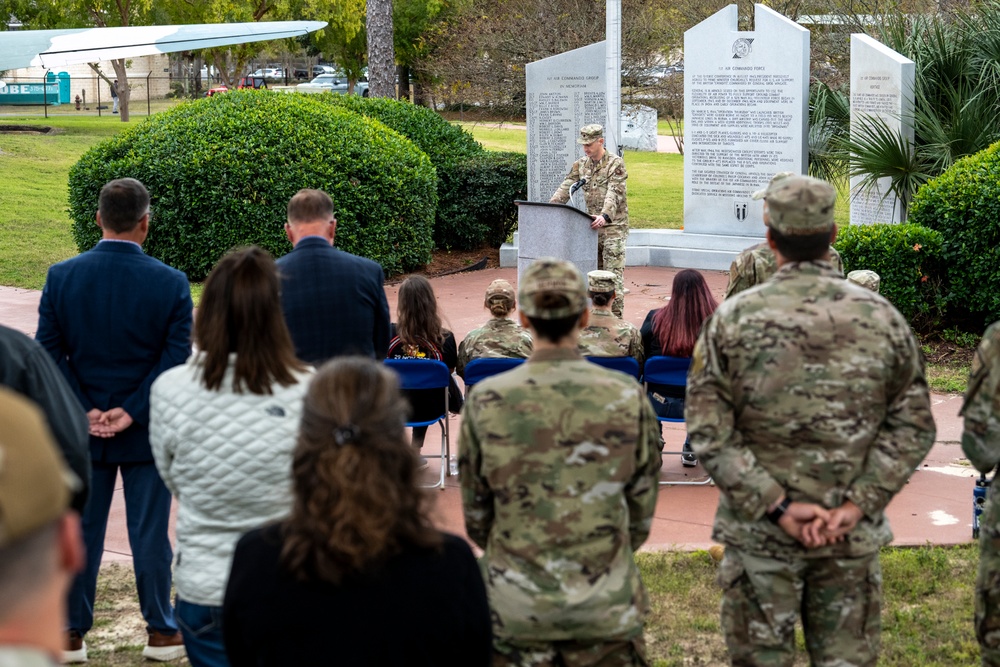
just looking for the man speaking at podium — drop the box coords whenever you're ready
[550,124,629,317]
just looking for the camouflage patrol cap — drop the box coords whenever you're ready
[519,257,587,319]
[577,124,605,144]
[751,172,796,200]
[0,387,75,548]
[847,269,881,293]
[485,279,516,303]
[760,175,837,236]
[587,270,617,293]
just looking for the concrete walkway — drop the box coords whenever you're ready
[0,264,976,561]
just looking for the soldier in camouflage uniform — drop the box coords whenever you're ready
[456,279,533,379]
[687,175,936,666]
[459,258,661,667]
[550,124,629,317]
[961,321,1000,666]
[847,269,880,293]
[724,172,844,300]
[578,270,643,367]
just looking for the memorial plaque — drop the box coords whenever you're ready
[850,34,914,225]
[526,42,608,203]
[683,5,809,236]
[516,202,599,283]
[621,104,658,151]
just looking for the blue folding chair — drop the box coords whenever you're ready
[585,355,641,380]
[463,357,525,389]
[384,358,452,490]
[643,356,712,487]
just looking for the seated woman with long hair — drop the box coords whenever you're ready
[456,278,532,378]
[387,275,463,457]
[222,358,491,666]
[640,268,718,467]
[150,246,313,667]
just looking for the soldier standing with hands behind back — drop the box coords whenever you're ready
[687,175,935,666]
[550,124,629,317]
[961,321,1000,666]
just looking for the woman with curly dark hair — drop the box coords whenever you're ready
[221,357,490,666]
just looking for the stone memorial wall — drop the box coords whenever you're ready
[849,34,914,225]
[525,42,608,202]
[683,4,809,236]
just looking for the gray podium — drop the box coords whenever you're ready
[515,201,599,283]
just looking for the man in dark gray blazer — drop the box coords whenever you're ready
[277,189,391,365]
[37,178,191,663]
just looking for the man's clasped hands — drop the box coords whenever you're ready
[87,408,134,438]
[773,497,865,548]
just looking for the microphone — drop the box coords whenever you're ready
[570,177,587,195]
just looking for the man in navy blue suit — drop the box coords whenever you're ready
[277,188,390,365]
[36,178,192,664]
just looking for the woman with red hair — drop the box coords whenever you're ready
[640,269,718,466]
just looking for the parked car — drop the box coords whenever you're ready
[296,72,369,96]
[313,64,337,77]
[238,76,268,90]
[250,68,283,81]
[205,84,228,97]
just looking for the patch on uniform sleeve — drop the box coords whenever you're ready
[690,339,707,375]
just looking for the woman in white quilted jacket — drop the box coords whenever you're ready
[150,246,313,667]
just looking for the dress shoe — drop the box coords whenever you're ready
[142,630,186,662]
[62,630,87,664]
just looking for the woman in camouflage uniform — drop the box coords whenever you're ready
[456,279,533,379]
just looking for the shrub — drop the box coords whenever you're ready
[68,90,437,279]
[436,151,527,249]
[316,96,524,249]
[908,142,1000,328]
[834,223,944,326]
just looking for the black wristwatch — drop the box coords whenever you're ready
[766,496,791,524]
[601,213,612,224]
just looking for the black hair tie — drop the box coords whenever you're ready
[333,425,360,446]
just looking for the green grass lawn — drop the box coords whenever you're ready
[86,544,981,666]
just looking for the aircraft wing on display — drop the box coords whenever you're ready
[0,20,327,72]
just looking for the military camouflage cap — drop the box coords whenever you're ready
[577,124,605,144]
[485,279,516,303]
[0,388,76,548]
[761,175,837,236]
[847,269,881,293]
[587,270,617,293]
[751,171,795,200]
[519,257,587,319]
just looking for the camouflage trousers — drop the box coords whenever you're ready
[719,548,881,667]
[976,499,1000,666]
[598,227,627,318]
[493,635,648,667]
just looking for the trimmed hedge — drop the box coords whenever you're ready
[834,223,944,326]
[437,151,528,248]
[68,90,437,279]
[315,95,524,250]
[909,142,1000,327]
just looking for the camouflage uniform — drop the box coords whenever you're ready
[578,308,643,367]
[724,242,844,300]
[960,321,1000,666]
[688,175,936,667]
[550,127,629,318]
[456,318,533,378]
[460,257,660,667]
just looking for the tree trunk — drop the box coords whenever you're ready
[367,0,396,98]
[111,59,130,122]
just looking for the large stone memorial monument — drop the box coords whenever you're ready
[850,34,914,225]
[683,4,809,236]
[525,42,610,203]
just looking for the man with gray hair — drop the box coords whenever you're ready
[688,175,935,665]
[0,388,83,666]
